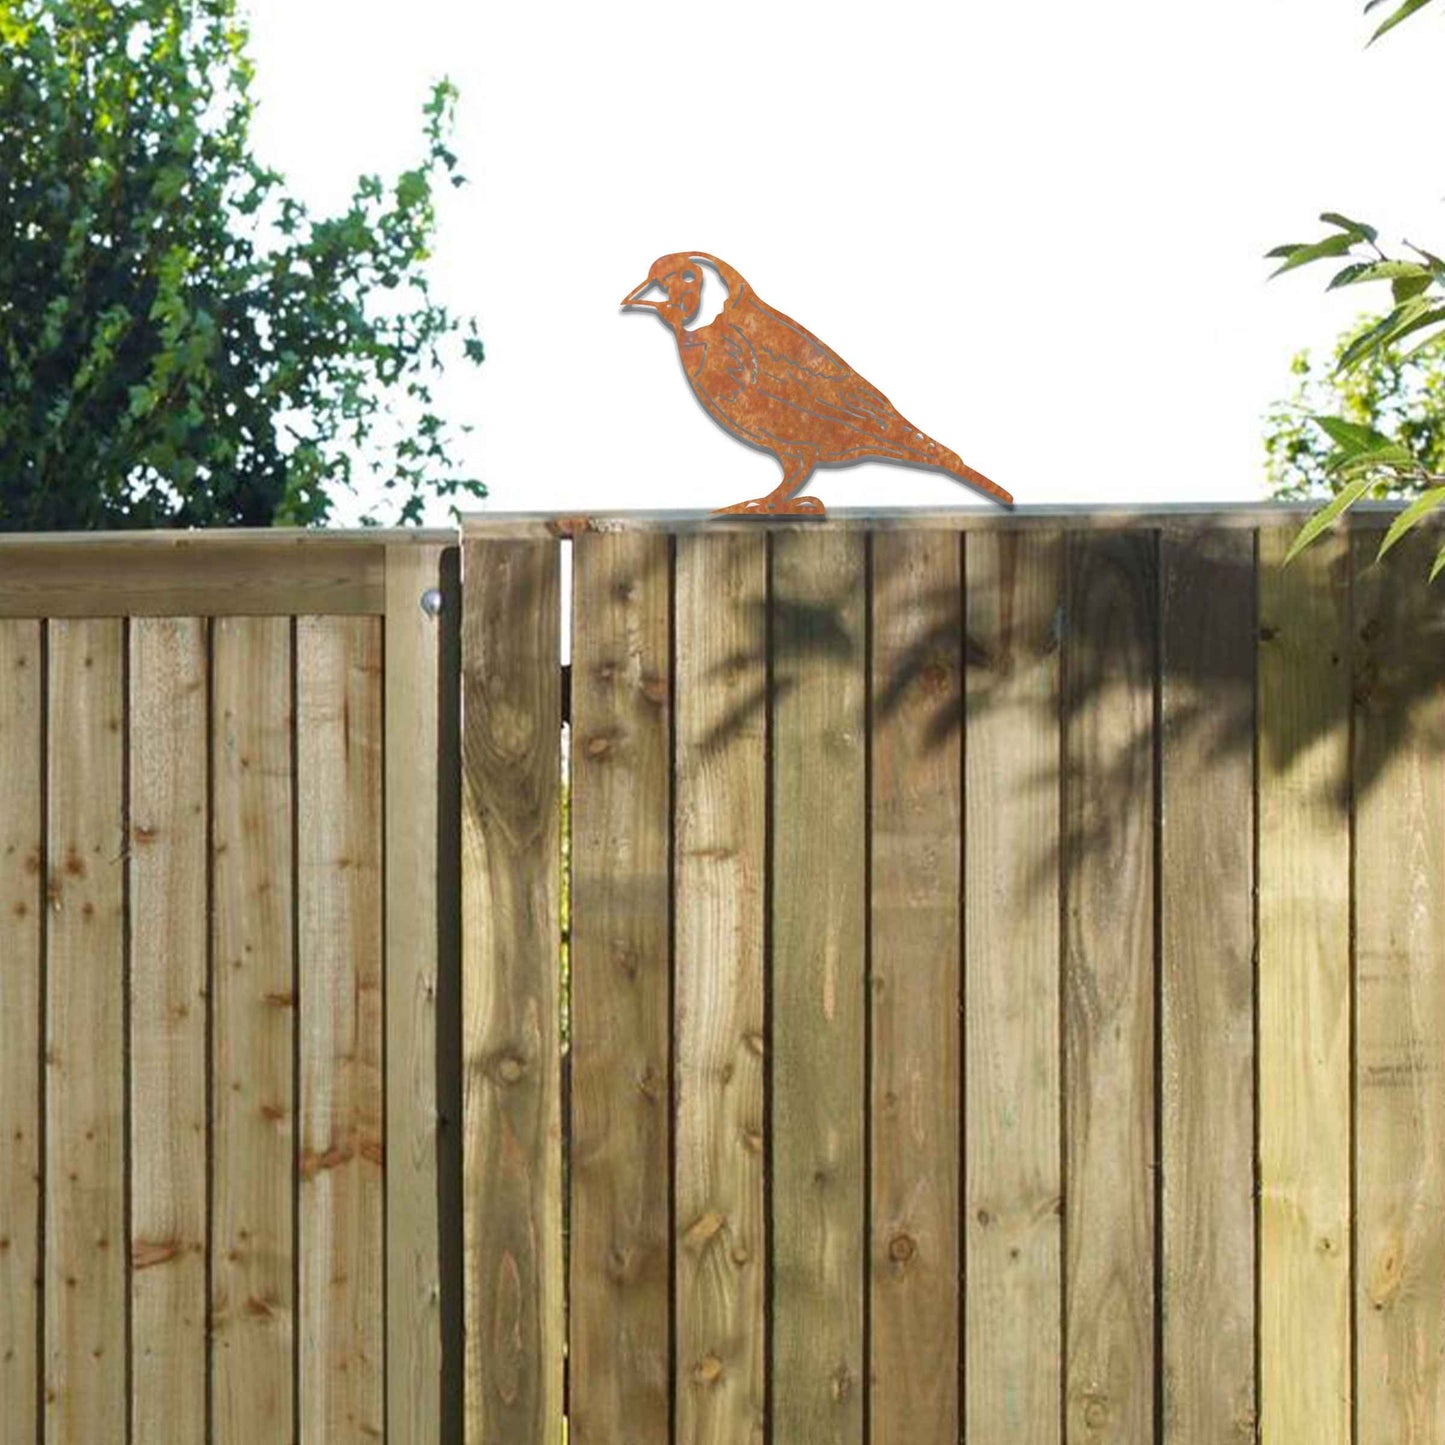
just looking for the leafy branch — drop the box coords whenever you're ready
[1266,0,1445,577]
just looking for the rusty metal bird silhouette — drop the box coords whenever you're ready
[621,252,1013,515]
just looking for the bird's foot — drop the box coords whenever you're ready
[711,495,826,515]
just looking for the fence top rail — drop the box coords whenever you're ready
[0,528,457,618]
[0,526,456,550]
[460,501,1431,538]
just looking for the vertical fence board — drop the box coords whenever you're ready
[298,616,385,1440]
[461,536,564,1443]
[129,617,209,1443]
[1159,529,1257,1441]
[1258,525,1352,1445]
[770,529,867,1444]
[569,531,672,1444]
[1352,526,1445,1442]
[0,621,42,1441]
[964,530,1065,1444]
[673,531,767,1445]
[385,544,454,1445]
[45,618,126,1441]
[1062,531,1156,1442]
[868,531,961,1445]
[211,616,296,1443]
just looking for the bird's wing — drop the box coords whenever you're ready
[735,292,900,433]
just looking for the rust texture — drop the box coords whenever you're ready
[622,252,1013,515]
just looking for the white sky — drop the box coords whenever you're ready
[242,0,1444,524]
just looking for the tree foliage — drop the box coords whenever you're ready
[0,0,484,529]
[1264,331,1445,499]
[1266,0,1444,575]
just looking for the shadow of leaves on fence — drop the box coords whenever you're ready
[666,523,1445,901]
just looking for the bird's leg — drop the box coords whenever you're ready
[712,451,825,515]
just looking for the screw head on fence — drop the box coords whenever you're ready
[420,588,444,617]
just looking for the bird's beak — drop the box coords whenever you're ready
[621,279,664,311]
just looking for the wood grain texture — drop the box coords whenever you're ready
[0,621,42,1442]
[1158,528,1257,1442]
[0,540,386,617]
[1257,526,1352,1445]
[868,531,961,1445]
[44,619,127,1441]
[460,536,564,1443]
[211,616,296,1444]
[673,530,767,1445]
[1062,531,1157,1442]
[568,531,672,1445]
[1352,525,1445,1443]
[964,530,1065,1445]
[129,617,210,1444]
[769,529,867,1445]
[297,617,385,1441]
[459,505,1445,543]
[384,544,454,1445]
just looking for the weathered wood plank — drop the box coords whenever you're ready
[770,529,867,1444]
[1159,528,1257,1441]
[459,503,1442,540]
[384,544,456,1445]
[0,620,42,1441]
[297,616,385,1441]
[1062,531,1157,1442]
[964,530,1065,1445]
[1257,526,1352,1445]
[673,530,767,1445]
[211,616,296,1443]
[129,617,209,1443]
[1352,525,1445,1442]
[568,531,672,1444]
[0,541,387,617]
[44,619,126,1440]
[460,536,564,1442]
[869,531,961,1445]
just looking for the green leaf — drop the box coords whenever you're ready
[1431,538,1445,583]
[1320,211,1380,244]
[1369,0,1435,42]
[1393,272,1437,303]
[1284,473,1378,564]
[1327,259,1432,289]
[1312,415,1392,453]
[1338,299,1442,370]
[1377,486,1445,559]
[1269,232,1357,277]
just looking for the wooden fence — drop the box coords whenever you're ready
[2,508,1443,1442]
[0,531,463,1443]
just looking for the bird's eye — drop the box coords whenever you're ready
[683,272,695,283]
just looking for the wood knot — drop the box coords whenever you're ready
[584,733,613,758]
[683,1210,725,1254]
[830,1364,853,1401]
[742,1031,764,1057]
[692,1355,723,1386]
[888,1233,916,1263]
[976,1208,992,1226]
[491,1052,526,1084]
